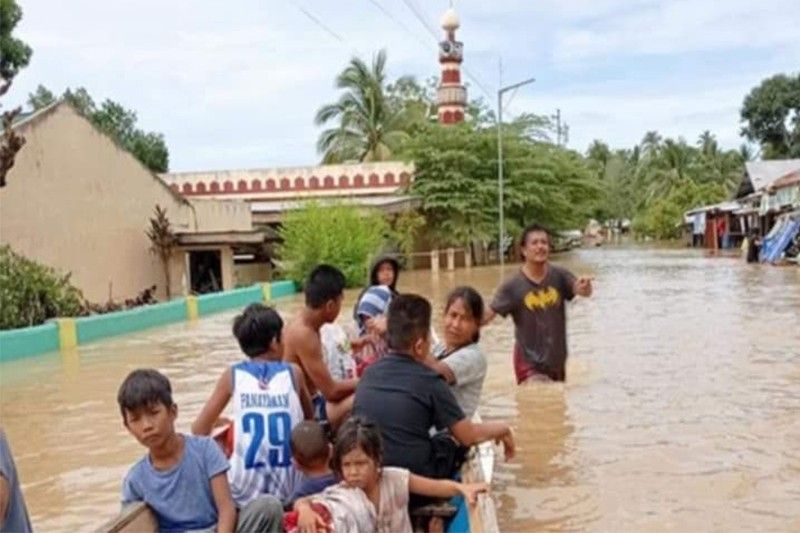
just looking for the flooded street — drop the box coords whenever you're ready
[1,246,799,531]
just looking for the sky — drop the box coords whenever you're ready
[7,0,800,171]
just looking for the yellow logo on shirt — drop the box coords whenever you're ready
[524,287,560,310]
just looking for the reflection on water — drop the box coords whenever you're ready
[1,247,799,531]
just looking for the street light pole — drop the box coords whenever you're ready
[497,76,535,266]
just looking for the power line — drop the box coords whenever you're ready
[292,2,345,43]
[366,0,431,51]
[400,0,440,40]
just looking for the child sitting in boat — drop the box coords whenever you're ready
[285,421,338,508]
[284,416,488,533]
[351,256,400,370]
[118,368,283,532]
[283,265,358,431]
[192,303,314,507]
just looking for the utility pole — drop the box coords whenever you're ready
[555,108,562,146]
[497,70,536,266]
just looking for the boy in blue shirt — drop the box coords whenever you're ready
[118,368,283,533]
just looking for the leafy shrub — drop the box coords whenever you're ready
[278,201,389,287]
[0,245,84,329]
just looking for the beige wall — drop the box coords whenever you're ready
[234,262,271,286]
[220,246,234,291]
[0,104,240,302]
[188,198,252,232]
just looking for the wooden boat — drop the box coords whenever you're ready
[446,417,499,533]
[94,502,156,533]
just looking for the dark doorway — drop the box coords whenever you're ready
[189,250,222,294]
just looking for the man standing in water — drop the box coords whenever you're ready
[484,223,593,383]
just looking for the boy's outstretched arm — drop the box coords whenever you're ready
[408,474,489,505]
[192,368,233,435]
[210,473,236,533]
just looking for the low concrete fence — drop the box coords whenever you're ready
[0,281,297,363]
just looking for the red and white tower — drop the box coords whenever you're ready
[437,6,467,124]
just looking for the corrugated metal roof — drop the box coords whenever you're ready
[684,201,741,216]
[772,169,800,189]
[740,159,800,196]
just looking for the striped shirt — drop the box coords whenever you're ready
[355,285,393,335]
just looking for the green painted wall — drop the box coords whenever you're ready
[76,299,187,344]
[0,282,298,362]
[0,322,59,363]
[197,285,263,316]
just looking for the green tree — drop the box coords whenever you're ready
[26,84,55,110]
[315,49,409,163]
[739,143,756,162]
[639,138,696,204]
[390,210,426,257]
[28,85,170,172]
[1,0,33,187]
[62,87,95,115]
[406,123,497,249]
[640,130,662,159]
[0,0,32,89]
[0,245,83,329]
[633,179,727,239]
[589,128,743,238]
[278,201,389,287]
[407,119,599,255]
[586,139,612,178]
[694,131,743,191]
[740,73,800,158]
[385,75,436,135]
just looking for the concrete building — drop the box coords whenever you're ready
[0,102,263,302]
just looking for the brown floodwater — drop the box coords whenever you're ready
[1,246,799,532]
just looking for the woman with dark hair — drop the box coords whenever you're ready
[425,286,488,419]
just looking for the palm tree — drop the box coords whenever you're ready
[641,130,662,159]
[586,139,611,178]
[315,49,409,163]
[697,130,718,157]
[738,143,756,162]
[641,138,694,203]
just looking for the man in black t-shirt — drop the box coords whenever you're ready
[484,223,593,383]
[353,294,515,480]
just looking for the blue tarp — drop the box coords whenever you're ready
[760,216,800,263]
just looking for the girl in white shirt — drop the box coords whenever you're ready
[288,417,487,533]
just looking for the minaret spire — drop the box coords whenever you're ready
[437,5,467,124]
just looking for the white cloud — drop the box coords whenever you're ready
[6,0,799,169]
[553,0,800,62]
[514,64,794,153]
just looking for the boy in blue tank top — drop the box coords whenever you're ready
[118,368,283,533]
[193,304,314,507]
